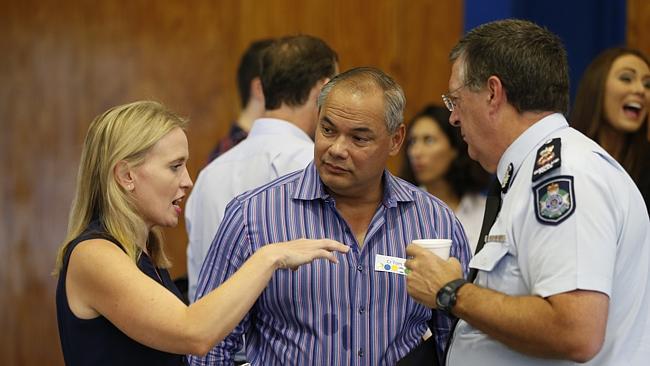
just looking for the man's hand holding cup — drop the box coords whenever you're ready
[405,239,463,309]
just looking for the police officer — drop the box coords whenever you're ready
[405,19,650,365]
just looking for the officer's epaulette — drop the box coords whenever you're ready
[532,138,561,181]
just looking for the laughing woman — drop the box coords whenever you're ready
[571,47,650,211]
[54,101,348,365]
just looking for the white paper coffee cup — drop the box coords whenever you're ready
[412,239,452,260]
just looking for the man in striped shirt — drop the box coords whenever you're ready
[190,67,471,365]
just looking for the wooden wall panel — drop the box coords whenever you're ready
[628,0,650,57]
[0,1,461,364]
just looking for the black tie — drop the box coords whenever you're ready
[468,178,503,282]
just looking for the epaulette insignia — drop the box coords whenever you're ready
[532,138,561,182]
[533,175,575,225]
[501,163,513,193]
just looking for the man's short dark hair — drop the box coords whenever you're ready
[237,38,274,107]
[450,19,569,115]
[262,35,338,110]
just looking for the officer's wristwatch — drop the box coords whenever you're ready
[436,278,469,314]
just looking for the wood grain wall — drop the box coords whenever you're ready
[0,1,462,364]
[628,0,650,58]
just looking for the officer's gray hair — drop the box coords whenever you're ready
[318,67,405,133]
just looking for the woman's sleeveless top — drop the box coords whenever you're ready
[56,220,188,365]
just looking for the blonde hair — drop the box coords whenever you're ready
[54,100,187,274]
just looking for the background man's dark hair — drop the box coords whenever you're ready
[450,19,569,115]
[262,35,338,110]
[237,38,274,107]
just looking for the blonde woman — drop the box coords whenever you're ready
[54,101,348,365]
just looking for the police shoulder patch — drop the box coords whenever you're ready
[532,175,575,225]
[532,138,561,182]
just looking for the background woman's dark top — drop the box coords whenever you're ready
[56,220,188,365]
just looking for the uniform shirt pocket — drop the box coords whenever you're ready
[469,241,508,271]
[471,236,528,296]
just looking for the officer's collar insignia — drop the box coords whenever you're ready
[501,163,513,193]
[533,175,575,225]
[532,138,561,182]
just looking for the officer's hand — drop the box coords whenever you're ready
[405,243,463,309]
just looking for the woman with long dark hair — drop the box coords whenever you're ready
[571,47,650,210]
[401,104,490,252]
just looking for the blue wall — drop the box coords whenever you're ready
[464,0,626,103]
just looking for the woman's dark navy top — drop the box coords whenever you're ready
[56,220,188,365]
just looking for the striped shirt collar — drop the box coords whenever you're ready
[293,161,415,207]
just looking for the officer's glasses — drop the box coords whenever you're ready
[441,83,468,112]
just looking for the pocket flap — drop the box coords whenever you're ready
[469,241,508,271]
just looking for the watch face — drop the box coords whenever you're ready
[437,290,453,310]
[437,280,466,312]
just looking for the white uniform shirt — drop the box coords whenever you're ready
[185,118,314,300]
[448,114,650,365]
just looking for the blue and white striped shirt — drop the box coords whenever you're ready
[190,162,471,366]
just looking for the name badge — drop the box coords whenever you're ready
[484,234,506,243]
[374,254,407,275]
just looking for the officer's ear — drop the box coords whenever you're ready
[486,75,506,112]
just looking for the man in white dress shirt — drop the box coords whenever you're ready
[405,19,650,365]
[186,35,339,301]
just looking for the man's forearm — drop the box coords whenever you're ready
[452,284,607,362]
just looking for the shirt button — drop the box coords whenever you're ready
[359,306,365,314]
[356,265,363,272]
[358,348,364,357]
